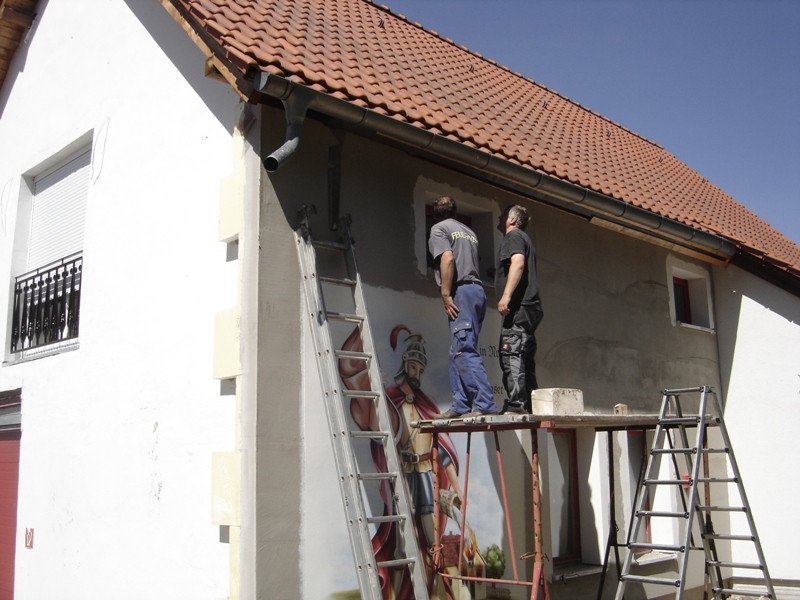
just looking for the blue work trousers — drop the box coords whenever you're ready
[447,283,497,414]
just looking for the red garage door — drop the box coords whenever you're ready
[0,430,20,600]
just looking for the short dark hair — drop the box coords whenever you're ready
[433,195,457,220]
[508,205,530,230]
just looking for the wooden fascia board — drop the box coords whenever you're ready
[158,0,255,103]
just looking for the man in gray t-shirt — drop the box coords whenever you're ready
[428,195,496,418]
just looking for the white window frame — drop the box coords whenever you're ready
[666,255,715,332]
[413,178,501,286]
[6,135,93,362]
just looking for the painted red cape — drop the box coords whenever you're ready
[370,383,459,599]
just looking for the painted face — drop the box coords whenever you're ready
[405,360,425,390]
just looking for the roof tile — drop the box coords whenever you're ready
[166,0,800,272]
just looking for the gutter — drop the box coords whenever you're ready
[256,73,736,260]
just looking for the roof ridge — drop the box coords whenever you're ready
[368,0,664,150]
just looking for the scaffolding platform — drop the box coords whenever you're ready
[412,413,661,600]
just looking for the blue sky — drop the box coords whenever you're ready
[382,0,800,246]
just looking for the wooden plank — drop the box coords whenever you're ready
[416,413,661,433]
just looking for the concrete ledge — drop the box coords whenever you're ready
[211,450,241,525]
[214,307,242,379]
[219,173,243,243]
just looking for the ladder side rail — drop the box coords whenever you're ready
[615,393,673,600]
[296,230,384,599]
[670,395,697,534]
[700,432,725,597]
[340,217,430,599]
[708,390,776,600]
[675,390,711,600]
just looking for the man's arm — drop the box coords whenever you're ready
[439,250,459,320]
[498,253,525,316]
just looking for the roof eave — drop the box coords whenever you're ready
[256,72,737,263]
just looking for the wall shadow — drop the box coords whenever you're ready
[122,0,238,132]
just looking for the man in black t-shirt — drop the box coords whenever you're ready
[495,205,543,414]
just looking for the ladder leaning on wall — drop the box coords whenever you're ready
[294,206,430,600]
[615,386,775,600]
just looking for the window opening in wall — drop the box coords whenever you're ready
[667,257,714,331]
[425,204,472,270]
[547,428,581,565]
[9,147,90,355]
[672,277,692,325]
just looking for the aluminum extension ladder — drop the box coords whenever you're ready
[294,206,429,600]
[615,386,775,600]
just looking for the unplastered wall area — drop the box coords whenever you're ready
[713,263,800,582]
[0,0,240,597]
[260,110,726,598]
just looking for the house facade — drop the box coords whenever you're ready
[0,1,797,599]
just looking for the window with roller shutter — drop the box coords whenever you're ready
[9,147,90,355]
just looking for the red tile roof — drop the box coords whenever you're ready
[164,0,800,276]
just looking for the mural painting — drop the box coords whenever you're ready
[330,287,523,599]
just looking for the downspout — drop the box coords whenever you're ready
[262,83,314,172]
[254,74,736,259]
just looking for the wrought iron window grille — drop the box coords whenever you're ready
[10,253,82,353]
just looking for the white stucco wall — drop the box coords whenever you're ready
[0,0,240,597]
[713,263,800,581]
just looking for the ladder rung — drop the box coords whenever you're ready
[637,510,689,518]
[620,575,680,587]
[663,387,707,394]
[350,430,389,439]
[359,472,398,481]
[713,588,771,598]
[341,390,380,399]
[660,417,702,425]
[319,275,356,286]
[707,560,763,570]
[629,542,685,552]
[334,350,372,361]
[651,448,696,455]
[696,505,747,512]
[313,239,348,251]
[644,479,691,486]
[703,533,755,542]
[701,448,730,454]
[697,477,738,483]
[327,311,364,323]
[368,515,407,524]
[377,558,416,569]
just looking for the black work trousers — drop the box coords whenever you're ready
[499,300,543,412]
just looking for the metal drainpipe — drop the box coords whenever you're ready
[255,73,736,258]
[262,84,314,172]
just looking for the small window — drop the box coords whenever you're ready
[667,256,714,331]
[547,428,581,565]
[672,277,691,324]
[413,182,498,283]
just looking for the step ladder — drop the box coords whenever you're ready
[294,206,429,600]
[615,386,775,600]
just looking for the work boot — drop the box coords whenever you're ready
[464,410,497,418]
[500,400,529,415]
[434,409,464,419]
